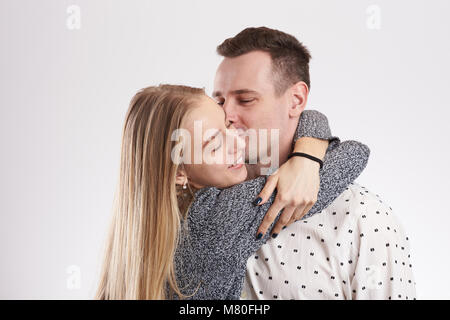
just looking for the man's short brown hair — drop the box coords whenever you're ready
[217,26,312,95]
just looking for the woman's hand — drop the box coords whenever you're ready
[255,137,328,238]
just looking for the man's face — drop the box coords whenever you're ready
[213,51,290,163]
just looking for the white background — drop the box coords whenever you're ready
[1,0,449,299]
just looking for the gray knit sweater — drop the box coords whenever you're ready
[171,110,370,300]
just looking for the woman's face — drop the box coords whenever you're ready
[179,96,247,189]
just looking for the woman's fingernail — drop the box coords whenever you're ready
[253,197,262,206]
[256,232,263,239]
[272,233,278,239]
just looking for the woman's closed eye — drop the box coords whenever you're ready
[211,138,223,152]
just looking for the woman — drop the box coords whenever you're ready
[95,84,369,300]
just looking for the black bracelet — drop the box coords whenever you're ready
[288,152,323,169]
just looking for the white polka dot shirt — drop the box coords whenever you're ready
[241,183,416,300]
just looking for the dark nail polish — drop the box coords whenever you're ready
[253,197,262,206]
[256,232,263,240]
[282,226,287,230]
[272,233,278,239]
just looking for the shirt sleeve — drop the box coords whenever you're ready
[348,192,417,300]
[293,109,340,145]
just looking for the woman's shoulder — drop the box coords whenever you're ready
[193,176,267,206]
[187,176,268,226]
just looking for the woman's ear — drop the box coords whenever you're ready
[288,81,309,118]
[175,167,188,186]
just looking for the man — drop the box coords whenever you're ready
[212,27,416,299]
[213,27,328,238]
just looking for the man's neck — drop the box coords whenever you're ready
[245,125,296,180]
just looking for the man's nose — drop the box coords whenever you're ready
[223,101,239,125]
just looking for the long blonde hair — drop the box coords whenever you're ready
[95,84,205,299]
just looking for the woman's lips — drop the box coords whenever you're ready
[228,154,244,169]
[229,163,244,170]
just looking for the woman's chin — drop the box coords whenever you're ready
[228,164,248,185]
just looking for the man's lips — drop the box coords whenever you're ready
[235,128,247,137]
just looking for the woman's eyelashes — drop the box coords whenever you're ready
[211,138,222,152]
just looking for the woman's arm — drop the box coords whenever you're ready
[254,110,340,237]
[196,139,370,250]
[177,139,369,299]
[294,109,339,145]
[175,110,370,299]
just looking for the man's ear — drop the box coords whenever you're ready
[175,167,188,186]
[288,81,309,118]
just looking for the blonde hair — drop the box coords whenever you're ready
[95,84,205,299]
